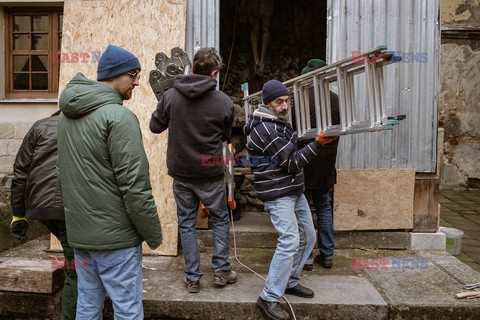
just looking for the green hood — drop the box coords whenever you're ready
[59,72,123,119]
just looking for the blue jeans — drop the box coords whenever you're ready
[173,179,231,281]
[306,188,334,264]
[261,194,316,302]
[74,245,143,320]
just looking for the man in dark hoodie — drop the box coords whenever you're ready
[10,110,77,320]
[150,47,235,294]
[244,80,337,320]
[58,45,163,319]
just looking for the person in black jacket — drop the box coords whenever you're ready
[150,47,236,294]
[10,110,77,320]
[297,59,340,270]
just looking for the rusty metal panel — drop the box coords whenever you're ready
[327,0,440,172]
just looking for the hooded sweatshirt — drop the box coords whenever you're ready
[244,107,323,201]
[57,72,162,250]
[149,74,234,183]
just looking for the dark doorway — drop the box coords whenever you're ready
[220,0,327,104]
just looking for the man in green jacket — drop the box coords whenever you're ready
[57,45,162,320]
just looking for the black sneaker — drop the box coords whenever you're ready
[284,284,314,298]
[314,255,333,269]
[185,278,200,293]
[256,297,289,320]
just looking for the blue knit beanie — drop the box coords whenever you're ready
[97,45,141,81]
[262,80,290,105]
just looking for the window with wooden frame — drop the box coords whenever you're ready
[5,7,63,99]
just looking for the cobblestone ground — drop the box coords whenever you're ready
[439,190,480,272]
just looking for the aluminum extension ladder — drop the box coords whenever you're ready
[242,46,405,139]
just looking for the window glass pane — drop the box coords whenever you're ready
[32,15,48,32]
[13,34,30,50]
[13,15,29,32]
[32,55,48,71]
[13,73,29,90]
[13,56,30,72]
[59,14,63,32]
[32,33,48,50]
[32,73,48,90]
[8,10,63,96]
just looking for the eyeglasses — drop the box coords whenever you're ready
[126,72,141,81]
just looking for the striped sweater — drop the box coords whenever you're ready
[243,107,323,201]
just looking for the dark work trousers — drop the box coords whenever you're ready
[42,220,77,320]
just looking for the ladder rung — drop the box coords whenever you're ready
[242,46,405,137]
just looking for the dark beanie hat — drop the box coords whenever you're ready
[301,59,326,75]
[97,45,141,81]
[262,80,290,105]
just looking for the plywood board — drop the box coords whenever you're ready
[0,259,64,293]
[51,0,187,255]
[333,169,415,231]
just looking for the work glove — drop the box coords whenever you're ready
[315,131,338,146]
[10,216,28,242]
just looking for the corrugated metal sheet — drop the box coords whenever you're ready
[185,0,220,62]
[327,0,439,172]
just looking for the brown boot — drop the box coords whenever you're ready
[184,278,200,293]
[213,269,237,286]
[256,297,289,320]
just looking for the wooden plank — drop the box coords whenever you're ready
[0,259,64,293]
[54,0,188,256]
[333,169,415,231]
[412,175,439,232]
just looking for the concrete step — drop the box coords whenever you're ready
[2,235,480,319]
[198,211,411,250]
[119,248,480,320]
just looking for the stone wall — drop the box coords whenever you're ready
[439,0,480,189]
[0,122,34,193]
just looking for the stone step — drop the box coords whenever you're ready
[1,239,480,319]
[131,272,389,320]
[197,211,411,250]
[0,258,64,293]
[109,249,480,320]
